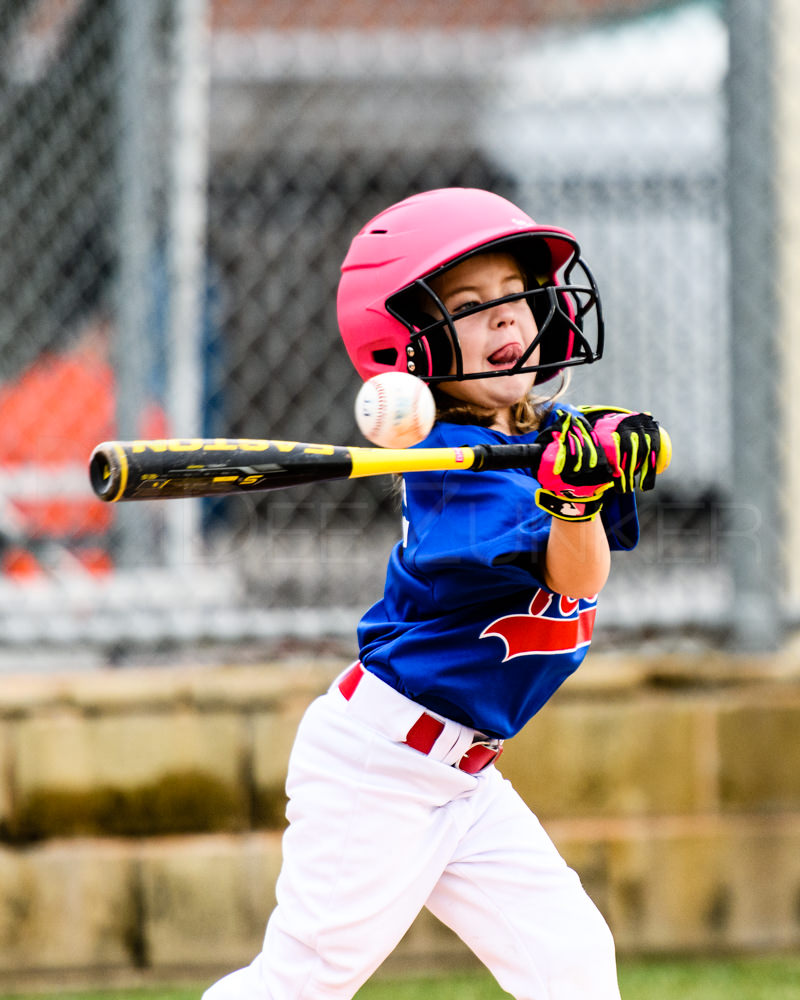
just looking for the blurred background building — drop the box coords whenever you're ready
[0,0,793,661]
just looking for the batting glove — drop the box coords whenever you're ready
[578,405,663,493]
[532,409,615,522]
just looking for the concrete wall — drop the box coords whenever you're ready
[1,649,799,990]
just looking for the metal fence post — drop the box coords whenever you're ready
[165,0,212,567]
[114,0,161,568]
[726,0,782,649]
[774,0,800,617]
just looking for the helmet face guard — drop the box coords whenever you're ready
[337,188,604,385]
[386,233,604,384]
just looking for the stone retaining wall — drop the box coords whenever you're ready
[1,650,799,989]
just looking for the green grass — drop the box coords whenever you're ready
[2,956,800,1000]
[619,955,800,1000]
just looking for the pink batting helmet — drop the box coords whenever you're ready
[337,187,604,384]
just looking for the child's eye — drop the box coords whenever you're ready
[451,299,481,314]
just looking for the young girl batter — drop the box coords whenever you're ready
[203,188,667,1000]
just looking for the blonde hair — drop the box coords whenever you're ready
[431,370,571,435]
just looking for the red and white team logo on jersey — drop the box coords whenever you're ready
[480,588,597,661]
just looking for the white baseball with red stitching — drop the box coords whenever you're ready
[355,372,436,449]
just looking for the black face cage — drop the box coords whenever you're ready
[386,238,605,384]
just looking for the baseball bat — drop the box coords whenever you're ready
[90,431,672,503]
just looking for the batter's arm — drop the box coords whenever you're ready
[542,515,611,599]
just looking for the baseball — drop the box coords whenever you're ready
[355,372,436,449]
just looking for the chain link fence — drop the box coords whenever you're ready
[0,0,791,659]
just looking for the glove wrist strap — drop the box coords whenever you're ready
[536,490,604,522]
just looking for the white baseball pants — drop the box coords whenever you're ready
[202,668,621,1000]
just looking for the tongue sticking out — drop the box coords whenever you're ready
[488,344,522,366]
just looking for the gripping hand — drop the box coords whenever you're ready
[532,409,615,521]
[578,406,666,493]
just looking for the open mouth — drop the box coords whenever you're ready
[488,343,523,368]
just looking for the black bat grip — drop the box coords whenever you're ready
[469,442,544,473]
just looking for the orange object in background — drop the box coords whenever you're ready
[1,546,42,579]
[0,326,166,577]
[0,340,115,538]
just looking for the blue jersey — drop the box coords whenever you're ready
[357,408,639,739]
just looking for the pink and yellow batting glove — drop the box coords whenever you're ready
[577,405,668,493]
[532,409,615,522]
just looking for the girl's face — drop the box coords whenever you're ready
[428,251,540,432]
